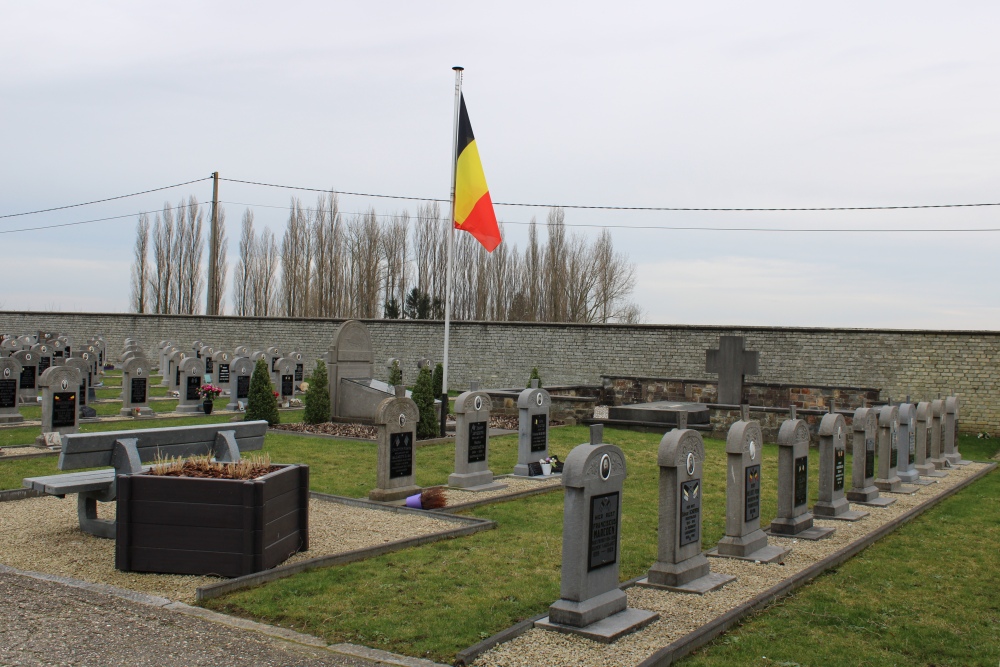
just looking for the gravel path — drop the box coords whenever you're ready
[0,570,377,667]
[474,463,990,667]
[0,496,456,603]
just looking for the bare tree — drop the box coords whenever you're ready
[279,198,313,317]
[149,204,175,314]
[254,228,280,316]
[311,192,344,318]
[233,209,256,316]
[208,206,228,315]
[544,208,567,322]
[129,214,150,313]
[345,210,382,318]
[381,211,409,317]
[591,229,638,322]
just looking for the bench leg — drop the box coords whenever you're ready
[77,494,115,539]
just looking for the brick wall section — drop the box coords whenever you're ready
[1,311,996,431]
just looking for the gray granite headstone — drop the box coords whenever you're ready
[768,417,834,540]
[536,425,658,643]
[944,396,970,466]
[639,428,735,594]
[120,356,155,418]
[449,388,506,491]
[813,413,868,521]
[897,403,932,485]
[369,388,421,502]
[874,405,908,493]
[929,399,947,470]
[212,350,233,406]
[176,356,207,413]
[12,350,38,403]
[914,402,946,478]
[275,357,297,404]
[0,357,24,424]
[327,320,376,419]
[705,336,758,405]
[846,407,894,507]
[34,365,82,448]
[711,419,789,563]
[63,357,91,412]
[226,356,255,411]
[513,379,552,477]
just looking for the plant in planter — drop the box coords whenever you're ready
[540,454,561,475]
[198,384,223,414]
[528,367,542,389]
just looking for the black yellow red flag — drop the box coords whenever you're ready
[453,94,501,252]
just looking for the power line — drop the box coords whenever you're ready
[0,177,212,220]
[220,176,1000,213]
[0,202,203,235]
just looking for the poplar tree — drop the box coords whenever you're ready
[245,358,279,425]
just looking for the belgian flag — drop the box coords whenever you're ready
[454,94,502,252]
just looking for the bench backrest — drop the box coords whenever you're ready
[58,421,269,471]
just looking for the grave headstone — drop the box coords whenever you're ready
[176,356,207,413]
[120,356,155,417]
[266,346,283,385]
[768,414,834,540]
[64,357,92,413]
[914,401,946,478]
[514,379,552,477]
[286,351,305,386]
[711,418,789,563]
[536,425,658,642]
[639,428,735,594]
[12,350,38,403]
[813,412,868,520]
[226,357,255,411]
[929,399,947,470]
[327,320,376,418]
[31,343,53,377]
[874,404,909,493]
[212,350,233,403]
[943,396,970,466]
[449,387,506,491]
[897,403,932,485]
[0,357,24,423]
[369,387,421,502]
[846,407,895,507]
[275,357,297,405]
[233,345,251,358]
[34,365,82,448]
[705,336,759,405]
[167,348,186,391]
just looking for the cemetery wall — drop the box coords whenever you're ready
[1,311,998,431]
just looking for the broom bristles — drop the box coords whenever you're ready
[420,487,448,510]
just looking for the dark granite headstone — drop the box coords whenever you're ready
[281,375,294,397]
[0,379,16,409]
[588,491,620,571]
[186,376,200,401]
[217,364,230,384]
[834,449,845,491]
[20,365,36,390]
[531,414,547,452]
[205,357,214,374]
[794,456,808,507]
[467,421,487,463]
[744,465,760,522]
[130,377,147,404]
[679,479,701,547]
[237,375,250,399]
[389,432,413,479]
[52,392,76,427]
[39,357,51,373]
[295,364,304,382]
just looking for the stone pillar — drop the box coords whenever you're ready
[514,380,552,477]
[176,356,207,413]
[34,365,82,448]
[369,388,420,502]
[640,428,735,594]
[846,407,894,507]
[536,425,658,642]
[0,357,24,424]
[713,419,789,563]
[449,388,505,491]
[768,417,834,540]
[929,400,946,470]
[813,413,867,521]
[121,356,155,418]
[914,402,946,478]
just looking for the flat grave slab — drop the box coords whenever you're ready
[608,401,710,425]
[636,571,735,595]
[707,544,788,564]
[535,607,659,643]
[767,525,835,541]
[853,496,897,507]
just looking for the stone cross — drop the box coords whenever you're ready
[714,418,789,563]
[929,399,946,471]
[0,357,24,424]
[536,425,658,642]
[449,388,505,491]
[369,393,420,502]
[226,357,255,411]
[914,402,945,478]
[34,365,82,448]
[514,379,552,477]
[814,413,867,521]
[769,417,834,540]
[706,336,759,405]
[846,407,894,507]
[176,356,207,413]
[640,428,735,594]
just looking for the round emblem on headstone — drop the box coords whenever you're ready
[223,354,228,361]
[25,354,31,361]
[599,454,611,480]
[3,368,8,378]
[749,440,757,460]
[399,413,406,427]
[686,452,695,476]
[536,392,543,406]
[61,379,68,390]
[137,368,143,376]
[837,426,842,438]
[41,346,47,353]
[474,396,483,411]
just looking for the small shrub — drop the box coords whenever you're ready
[304,360,331,425]
[389,359,403,387]
[528,367,542,388]
[246,358,280,425]
[413,365,439,439]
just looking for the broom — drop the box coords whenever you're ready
[404,487,448,510]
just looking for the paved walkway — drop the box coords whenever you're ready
[0,571,377,667]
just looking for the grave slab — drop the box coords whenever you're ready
[636,571,735,595]
[535,607,658,644]
[607,401,710,426]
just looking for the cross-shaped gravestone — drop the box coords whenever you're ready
[706,336,758,405]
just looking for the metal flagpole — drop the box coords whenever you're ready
[441,66,463,437]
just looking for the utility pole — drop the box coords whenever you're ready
[207,171,220,315]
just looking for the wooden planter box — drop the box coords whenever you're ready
[115,464,309,577]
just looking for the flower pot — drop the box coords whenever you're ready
[541,463,552,476]
[203,400,214,415]
[405,493,423,509]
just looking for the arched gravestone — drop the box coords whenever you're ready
[0,357,24,424]
[875,405,915,494]
[710,419,789,563]
[176,356,207,413]
[121,356,155,417]
[897,403,932,485]
[639,428,735,594]
[327,320,376,419]
[35,365,82,447]
[199,346,216,375]
[929,399,947,471]
[167,348,186,390]
[212,350,233,404]
[226,357,255,411]
[813,413,868,521]
[13,350,38,403]
[369,388,421,502]
[159,346,177,386]
[768,414,834,540]
[275,357,297,404]
[449,388,506,491]
[944,396,971,466]
[30,343,53,377]
[64,357,92,414]
[266,346,283,386]
[914,402,946,478]
[846,407,895,507]
[233,345,251,358]
[513,380,552,477]
[285,351,305,385]
[536,425,658,642]
[1,338,22,357]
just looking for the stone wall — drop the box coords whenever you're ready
[1,311,996,431]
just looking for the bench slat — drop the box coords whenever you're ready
[59,436,264,471]
[24,470,117,495]
[60,421,268,456]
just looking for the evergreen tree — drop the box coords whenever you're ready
[388,359,402,387]
[304,359,331,425]
[528,367,542,388]
[246,357,280,425]
[412,365,438,439]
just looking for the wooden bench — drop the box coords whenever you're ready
[23,421,269,539]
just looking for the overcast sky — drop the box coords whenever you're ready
[3,1,1000,329]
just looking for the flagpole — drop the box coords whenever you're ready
[441,65,463,437]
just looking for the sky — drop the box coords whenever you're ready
[2,1,1000,329]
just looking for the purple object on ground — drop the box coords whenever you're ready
[405,493,422,509]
